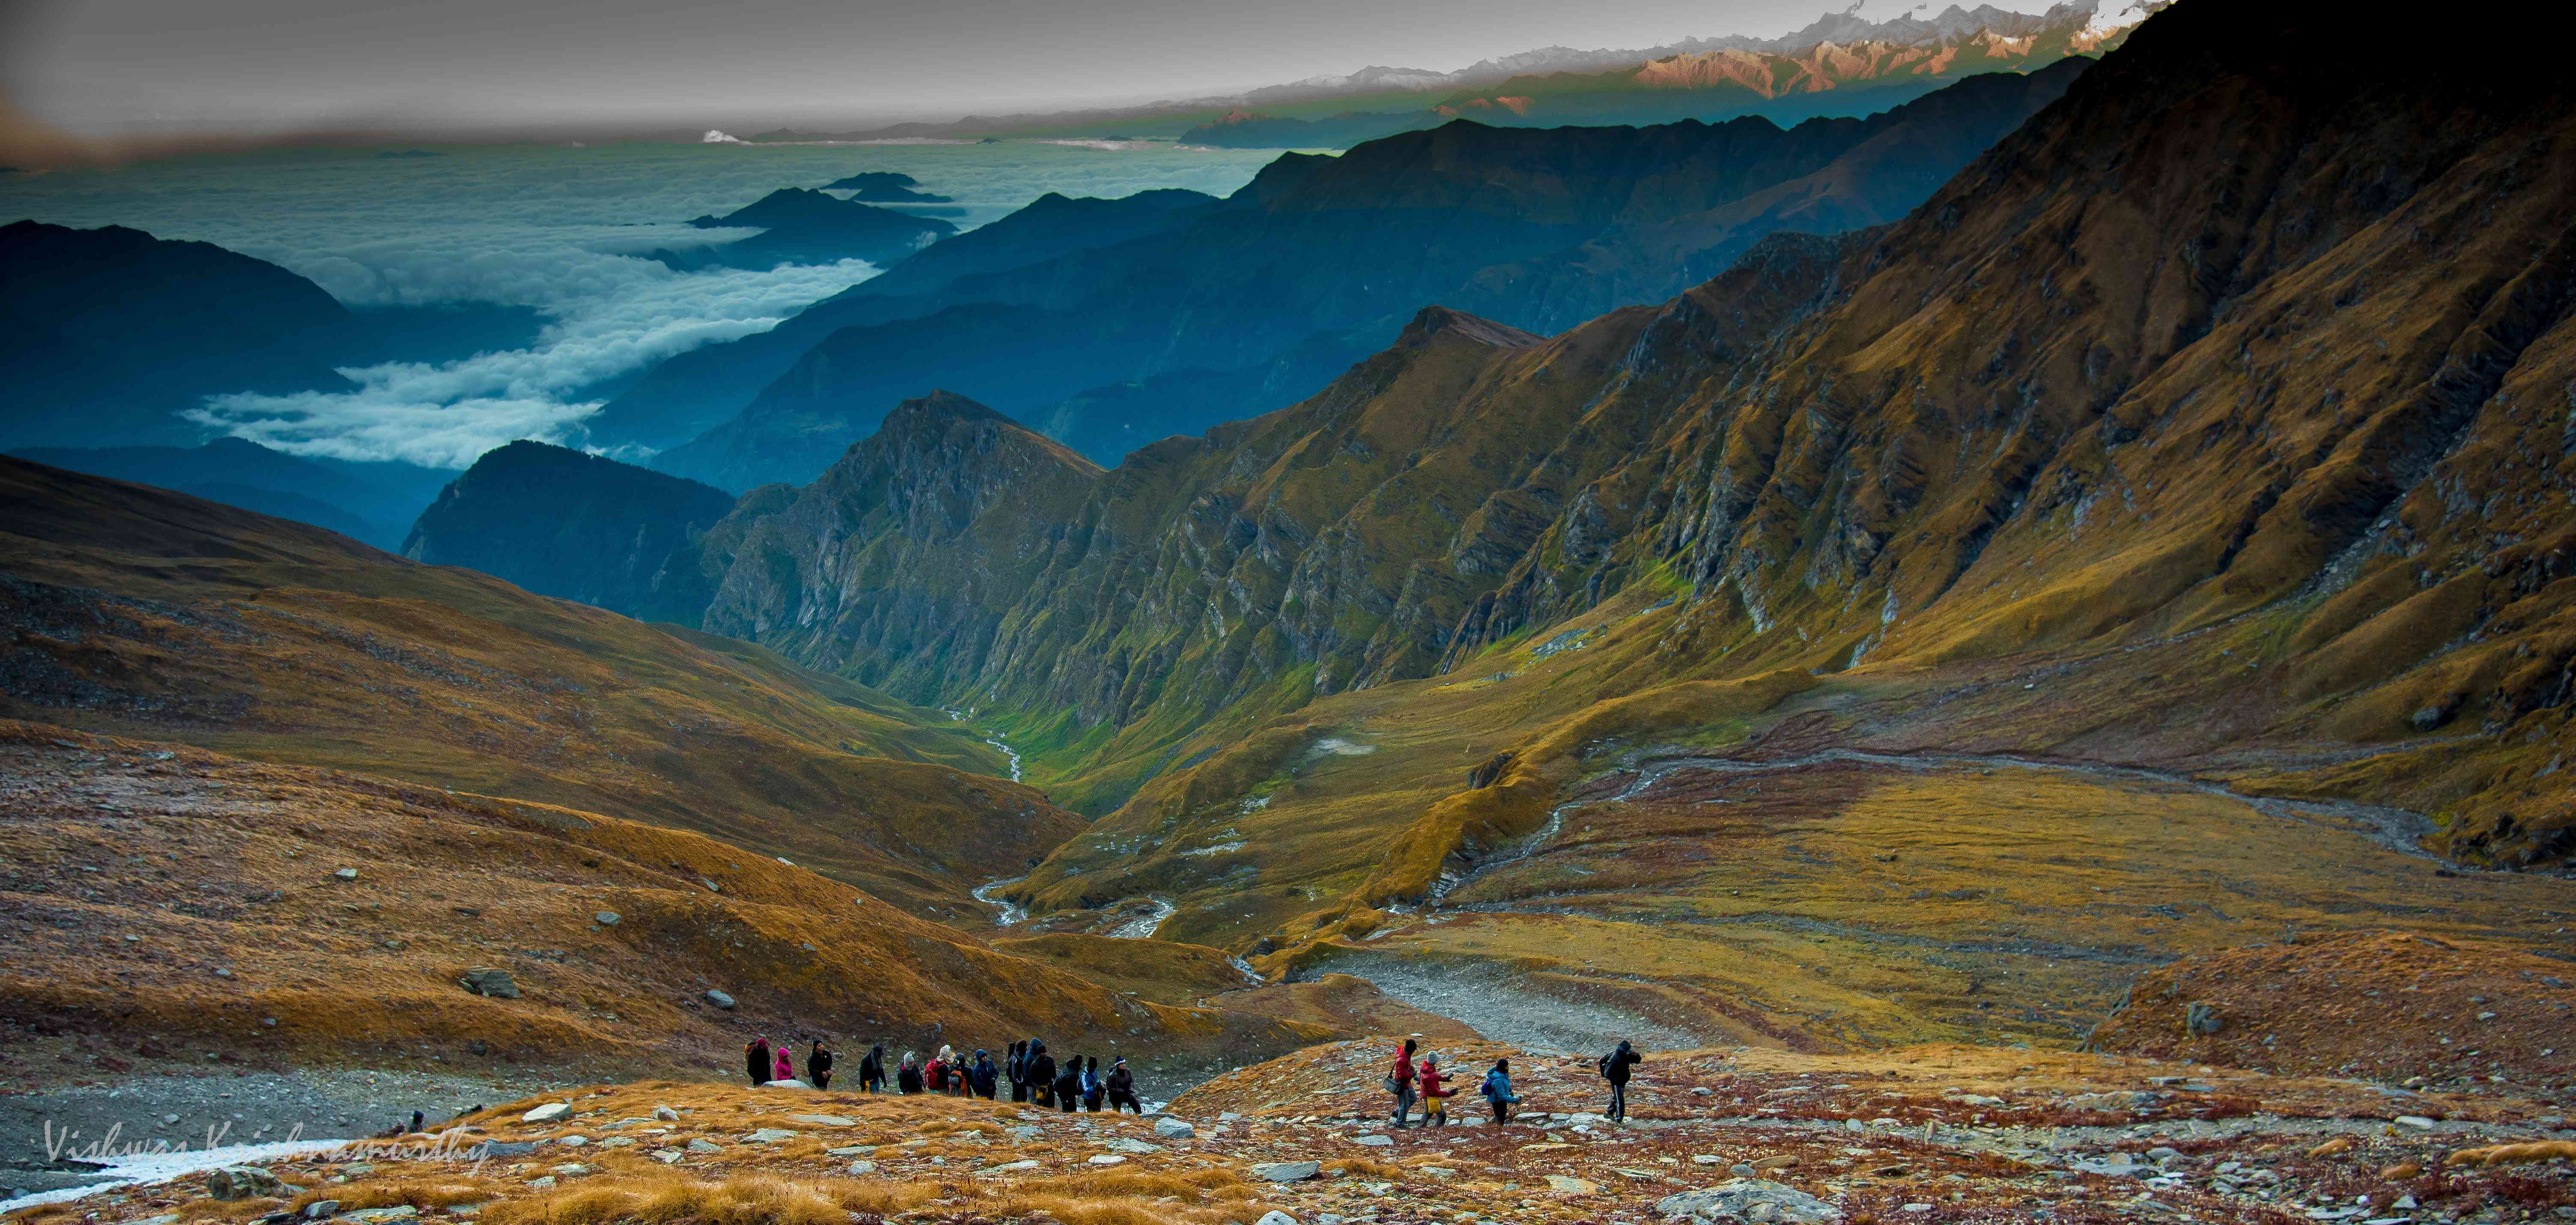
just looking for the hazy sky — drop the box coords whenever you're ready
[3,0,1941,137]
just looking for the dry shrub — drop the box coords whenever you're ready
[985,1192,1212,1225]
[2445,1140,2576,1168]
[817,1177,948,1217]
[3,1206,78,1225]
[1035,1167,1249,1202]
[1326,1157,1405,1179]
[483,1175,844,1225]
[292,1182,493,1212]
[177,1198,283,1222]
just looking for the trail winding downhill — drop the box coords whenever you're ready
[1426,746,2449,911]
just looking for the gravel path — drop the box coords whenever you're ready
[1307,954,1708,1055]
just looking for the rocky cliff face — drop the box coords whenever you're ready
[682,391,1102,698]
[404,441,738,616]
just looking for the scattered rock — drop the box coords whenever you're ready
[653,1105,680,1121]
[1351,1133,1393,1147]
[332,868,358,881]
[687,1138,722,1152]
[458,968,519,999]
[1545,1174,1598,1194]
[1656,1180,1842,1224]
[1154,1116,1196,1139]
[1087,1154,1127,1166]
[1252,1160,1321,1182]
[593,911,619,927]
[787,1114,856,1127]
[845,1160,878,1176]
[1255,1213,1300,1225]
[744,1129,799,1143]
[208,1167,283,1200]
[301,1201,339,1220]
[703,989,736,1009]
[520,1102,569,1124]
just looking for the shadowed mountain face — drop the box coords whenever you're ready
[7,437,456,551]
[0,221,358,450]
[650,187,957,272]
[403,440,739,617]
[631,63,2090,490]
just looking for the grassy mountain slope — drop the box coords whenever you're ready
[0,723,1331,1083]
[0,456,1058,916]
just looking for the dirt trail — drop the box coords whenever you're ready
[1432,746,2449,910]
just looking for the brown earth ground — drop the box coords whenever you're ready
[13,1038,2571,1225]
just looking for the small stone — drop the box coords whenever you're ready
[1087,1154,1127,1166]
[1252,1160,1321,1182]
[549,1164,591,1177]
[744,1129,798,1143]
[687,1138,722,1152]
[1154,1116,1196,1139]
[524,1177,555,1190]
[985,1160,1042,1174]
[653,1106,679,1121]
[1352,1133,1393,1147]
[787,1114,855,1127]
[458,968,520,999]
[332,868,359,881]
[845,1160,878,1176]
[302,1201,339,1220]
[1255,1213,1300,1225]
[593,911,620,927]
[1655,1180,1842,1224]
[555,1134,588,1147]
[521,1103,569,1124]
[704,989,736,1009]
[2394,1115,2436,1130]
[1545,1175,1598,1194]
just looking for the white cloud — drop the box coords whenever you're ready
[704,129,748,144]
[9,139,1289,466]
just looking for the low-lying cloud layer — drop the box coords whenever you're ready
[3,138,1282,467]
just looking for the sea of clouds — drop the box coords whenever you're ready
[0,139,1285,468]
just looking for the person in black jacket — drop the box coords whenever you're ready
[806,1040,834,1090]
[1104,1057,1142,1113]
[1052,1053,1083,1113]
[746,1038,771,1087]
[1006,1040,1027,1102]
[897,1051,925,1094]
[970,1049,998,1099]
[1026,1041,1058,1108]
[859,1044,886,1093]
[1600,1040,1641,1122]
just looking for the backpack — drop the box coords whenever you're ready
[1596,1052,1612,1077]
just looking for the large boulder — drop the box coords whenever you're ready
[1153,1116,1196,1139]
[457,968,519,999]
[521,1102,570,1124]
[206,1166,282,1200]
[1250,1161,1320,1182]
[1655,1180,1841,1223]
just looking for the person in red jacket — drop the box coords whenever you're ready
[1387,1038,1419,1128]
[1415,1052,1453,1127]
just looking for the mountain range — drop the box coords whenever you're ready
[746,1,2149,147]
[608,57,2091,490]
[397,0,2576,1051]
[6,0,2574,1097]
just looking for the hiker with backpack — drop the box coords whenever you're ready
[1599,1040,1641,1122]
[1480,1058,1518,1125]
[859,1044,886,1093]
[1385,1038,1420,1127]
[745,1038,771,1087]
[1104,1057,1143,1113]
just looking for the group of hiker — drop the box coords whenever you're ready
[1384,1037,1640,1127]
[742,1036,1142,1111]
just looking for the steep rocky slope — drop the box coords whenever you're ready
[605,0,2576,1051]
[403,441,737,617]
[636,63,2087,486]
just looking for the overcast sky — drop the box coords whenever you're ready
[2,0,1951,138]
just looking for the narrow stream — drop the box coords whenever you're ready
[945,707,1024,783]
[971,876,1028,927]
[1105,897,1176,940]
